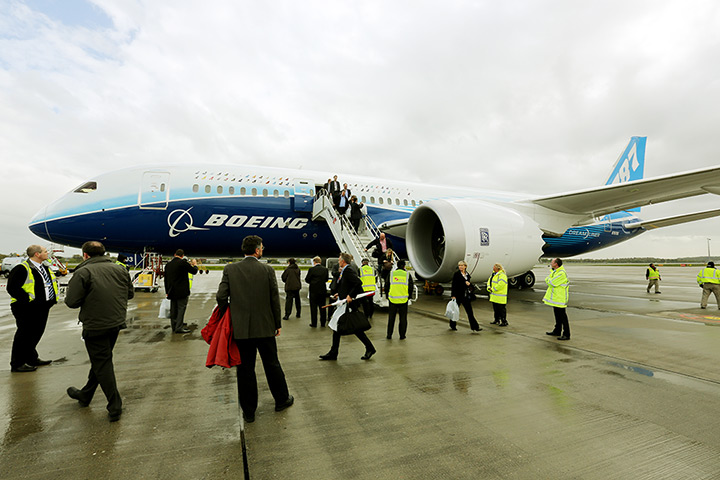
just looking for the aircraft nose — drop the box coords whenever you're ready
[28,206,51,241]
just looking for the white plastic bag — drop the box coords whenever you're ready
[328,303,347,332]
[445,299,459,323]
[159,298,172,319]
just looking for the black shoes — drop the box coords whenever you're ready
[67,387,90,407]
[108,411,122,422]
[490,320,499,325]
[361,349,376,360]
[471,327,482,333]
[546,331,561,336]
[282,316,289,320]
[11,364,37,372]
[399,336,406,340]
[243,411,255,423]
[449,321,457,331]
[30,358,52,366]
[275,395,294,412]
[558,335,571,341]
[319,353,337,360]
[175,328,191,334]
[499,322,508,327]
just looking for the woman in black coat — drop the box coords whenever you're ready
[450,260,481,332]
[348,195,364,232]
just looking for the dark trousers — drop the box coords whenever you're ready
[387,302,408,338]
[235,337,290,415]
[351,217,361,232]
[363,296,375,319]
[492,302,507,323]
[10,301,52,369]
[80,326,123,416]
[309,292,327,326]
[170,297,189,332]
[458,297,480,330]
[329,330,374,355]
[284,290,301,317]
[552,307,570,337]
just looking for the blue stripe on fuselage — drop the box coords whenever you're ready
[542,221,644,257]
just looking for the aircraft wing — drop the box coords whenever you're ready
[623,208,720,231]
[528,165,720,217]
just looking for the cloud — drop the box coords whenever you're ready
[1,0,720,258]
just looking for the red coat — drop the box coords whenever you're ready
[201,306,241,368]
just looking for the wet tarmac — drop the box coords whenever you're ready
[1,264,720,479]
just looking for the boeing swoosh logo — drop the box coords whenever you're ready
[167,208,209,238]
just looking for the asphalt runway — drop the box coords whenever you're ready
[1,264,719,479]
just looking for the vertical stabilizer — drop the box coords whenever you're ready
[605,136,646,212]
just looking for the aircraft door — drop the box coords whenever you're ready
[139,171,170,209]
[293,178,314,212]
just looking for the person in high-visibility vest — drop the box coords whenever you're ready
[646,263,661,294]
[487,263,508,327]
[387,260,414,340]
[697,261,720,309]
[544,258,570,340]
[6,245,58,372]
[359,258,377,319]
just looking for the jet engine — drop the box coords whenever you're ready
[406,199,545,283]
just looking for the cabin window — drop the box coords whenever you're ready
[387,197,392,205]
[217,186,223,194]
[403,199,408,206]
[241,187,246,195]
[370,196,375,203]
[205,185,211,194]
[379,197,384,205]
[395,198,400,206]
[411,200,416,207]
[160,183,166,192]
[419,200,423,205]
[361,196,366,203]
[263,189,268,197]
[284,190,290,198]
[192,184,199,193]
[251,188,257,196]
[229,186,235,195]
[73,181,97,193]
[273,190,279,198]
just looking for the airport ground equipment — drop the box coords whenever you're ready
[132,251,163,292]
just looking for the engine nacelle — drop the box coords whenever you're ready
[406,199,545,282]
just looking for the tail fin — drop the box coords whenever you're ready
[605,136,646,213]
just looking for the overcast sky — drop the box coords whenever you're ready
[1,0,720,259]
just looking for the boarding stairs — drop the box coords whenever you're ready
[312,192,413,307]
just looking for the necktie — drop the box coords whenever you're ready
[36,266,55,301]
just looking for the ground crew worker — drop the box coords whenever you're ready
[387,260,414,340]
[544,258,570,340]
[359,258,377,319]
[115,254,130,271]
[6,245,59,372]
[697,261,720,309]
[646,263,661,294]
[487,263,508,326]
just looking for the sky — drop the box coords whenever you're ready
[1,0,720,259]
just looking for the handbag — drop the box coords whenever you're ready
[336,308,371,335]
[467,283,477,302]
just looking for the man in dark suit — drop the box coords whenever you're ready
[320,253,376,361]
[216,235,294,423]
[329,175,341,208]
[7,245,58,372]
[305,256,329,327]
[163,249,198,334]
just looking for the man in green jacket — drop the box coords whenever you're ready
[544,258,570,340]
[65,241,134,422]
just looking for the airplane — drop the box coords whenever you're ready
[28,136,720,288]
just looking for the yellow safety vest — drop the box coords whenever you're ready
[543,266,569,308]
[10,261,58,304]
[487,270,508,305]
[188,273,194,290]
[388,269,409,304]
[697,267,720,285]
[648,268,660,280]
[360,265,376,292]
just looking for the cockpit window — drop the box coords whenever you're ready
[73,181,97,193]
